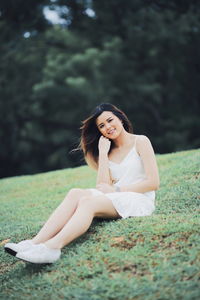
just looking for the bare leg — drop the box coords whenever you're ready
[44,195,120,249]
[31,188,92,244]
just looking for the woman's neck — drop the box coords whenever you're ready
[113,130,134,149]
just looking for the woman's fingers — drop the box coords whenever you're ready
[98,136,111,154]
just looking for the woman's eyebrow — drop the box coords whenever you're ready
[97,117,112,127]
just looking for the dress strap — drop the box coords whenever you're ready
[134,135,140,155]
[134,135,138,148]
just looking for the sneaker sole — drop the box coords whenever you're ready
[4,247,17,257]
[15,254,53,264]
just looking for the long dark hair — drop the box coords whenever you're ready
[79,103,133,168]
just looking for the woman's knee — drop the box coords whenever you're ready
[67,188,83,197]
[62,188,84,205]
[77,196,95,212]
[67,188,94,200]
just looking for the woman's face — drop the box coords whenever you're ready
[96,111,124,139]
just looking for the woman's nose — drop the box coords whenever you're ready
[106,123,111,129]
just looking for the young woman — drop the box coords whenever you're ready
[4,103,160,264]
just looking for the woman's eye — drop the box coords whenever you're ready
[100,125,104,129]
[108,119,113,122]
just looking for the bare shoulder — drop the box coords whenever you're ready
[136,135,151,144]
[136,135,153,154]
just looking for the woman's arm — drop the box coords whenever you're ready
[120,135,160,193]
[96,136,112,186]
[96,153,112,186]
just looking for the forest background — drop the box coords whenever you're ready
[0,0,200,179]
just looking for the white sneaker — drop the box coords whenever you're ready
[16,243,61,264]
[4,240,34,256]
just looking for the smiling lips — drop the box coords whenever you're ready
[107,128,116,135]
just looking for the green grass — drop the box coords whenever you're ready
[0,149,200,300]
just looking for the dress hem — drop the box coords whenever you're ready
[88,188,156,219]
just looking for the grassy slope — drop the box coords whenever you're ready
[0,149,200,300]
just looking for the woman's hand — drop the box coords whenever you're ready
[98,136,111,155]
[96,183,115,193]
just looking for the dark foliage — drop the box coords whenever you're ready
[0,0,200,178]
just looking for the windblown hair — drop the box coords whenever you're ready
[77,103,133,169]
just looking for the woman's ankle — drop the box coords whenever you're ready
[31,237,42,244]
[44,240,62,250]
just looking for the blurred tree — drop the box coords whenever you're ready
[89,0,200,151]
[0,0,49,176]
[31,29,123,169]
[0,0,200,178]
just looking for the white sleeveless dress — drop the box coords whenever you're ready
[88,140,156,219]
